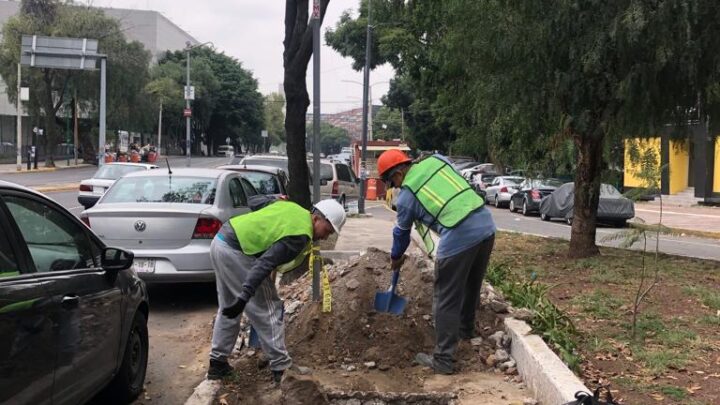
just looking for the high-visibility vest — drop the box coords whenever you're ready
[402,156,485,255]
[229,201,313,274]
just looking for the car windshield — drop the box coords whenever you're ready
[102,176,217,204]
[502,177,523,186]
[308,163,334,181]
[241,158,288,171]
[93,164,146,180]
[238,171,282,194]
[527,179,564,188]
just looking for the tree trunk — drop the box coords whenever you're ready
[568,133,603,258]
[283,0,330,209]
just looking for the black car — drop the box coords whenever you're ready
[0,181,149,404]
[509,178,564,216]
[539,182,635,227]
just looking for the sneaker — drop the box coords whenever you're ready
[414,352,454,375]
[207,359,234,380]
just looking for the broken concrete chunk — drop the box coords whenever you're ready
[485,354,497,367]
[523,398,538,405]
[285,300,302,315]
[470,337,483,347]
[363,361,377,369]
[378,364,390,371]
[499,359,516,371]
[345,278,360,290]
[296,366,312,375]
[489,300,509,313]
[422,315,432,321]
[494,349,510,363]
[511,308,535,321]
[489,331,505,347]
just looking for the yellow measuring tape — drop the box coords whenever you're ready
[309,246,332,313]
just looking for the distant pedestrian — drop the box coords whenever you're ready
[206,196,346,383]
[376,150,496,374]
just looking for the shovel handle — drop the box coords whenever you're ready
[389,269,400,294]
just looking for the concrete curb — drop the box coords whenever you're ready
[505,317,589,405]
[184,379,221,405]
[0,163,92,175]
[319,250,362,260]
[32,183,79,193]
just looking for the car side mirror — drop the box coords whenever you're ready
[102,247,134,271]
[320,179,328,186]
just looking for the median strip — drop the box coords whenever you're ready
[32,183,79,193]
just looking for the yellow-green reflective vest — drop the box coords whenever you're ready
[401,156,485,255]
[229,201,313,274]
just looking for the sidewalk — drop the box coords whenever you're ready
[632,202,720,238]
[0,159,91,174]
[334,212,394,252]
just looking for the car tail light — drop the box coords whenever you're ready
[531,189,541,200]
[193,218,222,239]
[331,180,339,196]
[79,184,92,192]
[81,216,91,228]
[500,187,508,193]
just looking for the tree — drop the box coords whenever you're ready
[263,92,286,147]
[284,0,330,208]
[372,106,403,140]
[306,122,349,155]
[0,0,153,166]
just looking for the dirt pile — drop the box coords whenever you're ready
[219,248,519,405]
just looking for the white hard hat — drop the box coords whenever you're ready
[313,199,346,234]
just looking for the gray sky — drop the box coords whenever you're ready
[89,0,394,113]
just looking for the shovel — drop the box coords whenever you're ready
[374,268,407,315]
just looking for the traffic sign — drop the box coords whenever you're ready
[183,108,192,117]
[184,85,195,100]
[261,130,268,138]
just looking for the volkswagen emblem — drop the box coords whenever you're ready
[134,220,147,232]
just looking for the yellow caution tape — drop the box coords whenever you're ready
[309,246,332,313]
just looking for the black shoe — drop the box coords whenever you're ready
[207,359,234,380]
[414,353,454,375]
[272,370,284,386]
[459,330,477,340]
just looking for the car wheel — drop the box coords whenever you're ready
[522,200,530,216]
[338,195,346,209]
[509,199,516,212]
[540,213,550,221]
[566,217,573,226]
[104,311,148,403]
[494,195,500,208]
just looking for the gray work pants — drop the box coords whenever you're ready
[432,234,495,371]
[209,238,292,371]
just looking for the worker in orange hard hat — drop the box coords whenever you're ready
[377,149,496,375]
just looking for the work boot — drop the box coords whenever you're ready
[207,359,234,380]
[272,370,284,386]
[459,329,477,340]
[414,353,454,375]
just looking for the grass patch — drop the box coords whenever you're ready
[571,289,624,318]
[659,385,687,401]
[634,347,689,374]
[682,286,720,310]
[698,315,720,326]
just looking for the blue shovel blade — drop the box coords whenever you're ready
[373,291,407,315]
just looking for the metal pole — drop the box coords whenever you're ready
[16,63,21,171]
[186,47,191,167]
[359,0,372,214]
[311,1,322,302]
[157,102,163,156]
[401,108,405,141]
[99,57,106,167]
[73,88,78,165]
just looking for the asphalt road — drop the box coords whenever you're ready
[366,203,720,262]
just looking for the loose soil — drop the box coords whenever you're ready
[493,232,720,405]
[217,248,530,405]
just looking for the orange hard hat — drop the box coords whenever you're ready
[377,149,412,179]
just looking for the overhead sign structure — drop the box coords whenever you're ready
[19,35,107,167]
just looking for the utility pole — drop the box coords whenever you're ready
[185,43,191,167]
[359,0,372,214]
[311,0,322,302]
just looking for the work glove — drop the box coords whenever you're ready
[222,297,247,319]
[390,254,406,271]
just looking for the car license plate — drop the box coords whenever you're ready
[92,186,105,195]
[133,259,155,273]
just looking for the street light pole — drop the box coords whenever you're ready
[359,0,372,214]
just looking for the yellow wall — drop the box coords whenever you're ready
[624,138,660,188]
[715,137,720,193]
[668,139,689,195]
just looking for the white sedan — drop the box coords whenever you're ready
[78,162,158,208]
[484,176,524,208]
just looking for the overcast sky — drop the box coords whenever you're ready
[88,0,394,114]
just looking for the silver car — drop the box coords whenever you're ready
[80,168,258,283]
[78,162,159,208]
[484,176,524,208]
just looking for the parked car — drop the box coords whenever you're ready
[78,162,159,209]
[539,182,635,227]
[308,158,360,208]
[237,154,289,172]
[484,176,524,208]
[508,178,564,216]
[0,180,148,405]
[469,172,498,193]
[216,145,235,157]
[461,163,497,179]
[81,168,259,283]
[217,164,288,197]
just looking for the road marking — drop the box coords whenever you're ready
[635,208,720,219]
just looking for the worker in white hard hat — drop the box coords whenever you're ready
[206,195,346,383]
